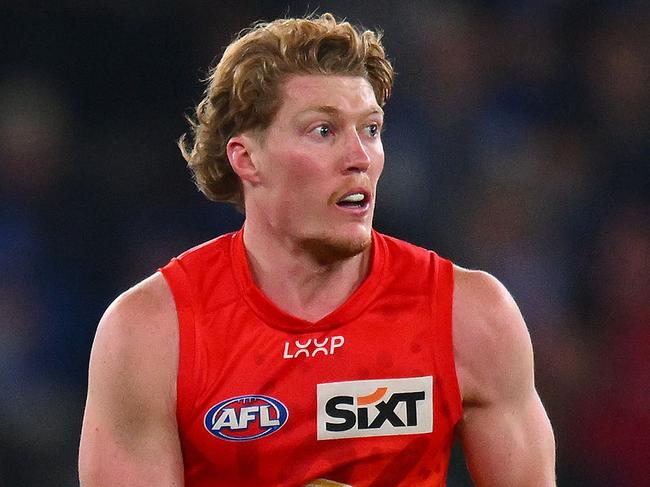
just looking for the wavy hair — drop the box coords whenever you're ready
[178,13,394,210]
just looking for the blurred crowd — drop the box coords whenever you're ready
[1,1,648,485]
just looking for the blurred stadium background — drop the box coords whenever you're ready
[1,1,648,485]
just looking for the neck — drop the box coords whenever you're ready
[242,222,372,322]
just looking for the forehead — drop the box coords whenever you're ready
[277,74,381,116]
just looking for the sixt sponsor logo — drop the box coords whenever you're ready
[317,376,433,440]
[204,395,288,441]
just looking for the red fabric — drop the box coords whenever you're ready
[160,229,462,486]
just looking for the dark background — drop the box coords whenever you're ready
[1,1,648,485]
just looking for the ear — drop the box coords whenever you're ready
[227,134,261,185]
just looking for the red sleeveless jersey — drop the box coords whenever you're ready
[160,229,462,486]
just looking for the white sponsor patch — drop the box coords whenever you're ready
[317,376,433,440]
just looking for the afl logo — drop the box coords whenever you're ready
[204,395,289,441]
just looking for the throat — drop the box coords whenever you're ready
[253,247,371,322]
[272,272,360,322]
[242,224,373,322]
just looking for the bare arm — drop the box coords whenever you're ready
[453,268,556,487]
[79,273,183,487]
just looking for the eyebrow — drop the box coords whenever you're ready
[297,105,384,119]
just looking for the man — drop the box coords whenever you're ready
[79,13,555,486]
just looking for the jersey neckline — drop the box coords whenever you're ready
[230,227,387,333]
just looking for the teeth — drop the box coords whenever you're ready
[340,193,365,203]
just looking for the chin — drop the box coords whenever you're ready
[300,230,372,264]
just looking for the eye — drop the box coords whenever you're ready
[366,123,380,138]
[312,124,332,138]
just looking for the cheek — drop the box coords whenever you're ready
[265,149,325,195]
[371,146,385,181]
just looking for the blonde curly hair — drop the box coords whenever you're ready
[179,13,394,210]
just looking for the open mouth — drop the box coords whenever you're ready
[336,192,369,209]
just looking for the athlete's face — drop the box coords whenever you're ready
[246,74,385,260]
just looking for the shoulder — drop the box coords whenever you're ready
[90,272,178,409]
[98,272,177,350]
[452,266,534,405]
[452,266,520,324]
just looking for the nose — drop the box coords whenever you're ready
[342,129,371,173]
